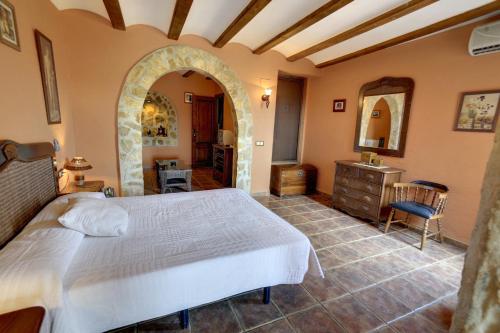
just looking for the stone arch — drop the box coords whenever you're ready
[117,45,253,196]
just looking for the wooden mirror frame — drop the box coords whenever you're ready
[354,77,414,157]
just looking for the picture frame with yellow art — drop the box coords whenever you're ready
[0,0,20,51]
[455,90,500,133]
[35,30,61,124]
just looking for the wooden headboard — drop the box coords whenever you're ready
[0,140,57,249]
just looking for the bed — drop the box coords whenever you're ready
[0,140,322,333]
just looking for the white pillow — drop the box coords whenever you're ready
[58,198,128,236]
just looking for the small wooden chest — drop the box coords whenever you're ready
[270,164,317,197]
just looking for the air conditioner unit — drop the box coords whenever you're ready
[469,20,500,56]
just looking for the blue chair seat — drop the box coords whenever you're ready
[390,201,436,219]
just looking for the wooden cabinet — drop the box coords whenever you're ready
[270,164,317,197]
[332,160,404,225]
[213,144,233,187]
[59,180,104,195]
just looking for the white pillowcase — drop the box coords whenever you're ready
[58,198,128,236]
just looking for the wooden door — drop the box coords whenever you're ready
[192,95,217,166]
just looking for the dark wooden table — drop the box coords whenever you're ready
[0,307,45,333]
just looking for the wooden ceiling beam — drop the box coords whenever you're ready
[168,0,193,40]
[182,70,195,78]
[253,0,353,55]
[317,2,500,68]
[213,0,271,48]
[288,0,436,61]
[103,0,126,31]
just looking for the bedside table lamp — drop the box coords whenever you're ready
[64,157,92,186]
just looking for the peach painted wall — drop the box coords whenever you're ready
[142,71,231,169]
[302,21,500,244]
[56,10,319,193]
[0,0,76,171]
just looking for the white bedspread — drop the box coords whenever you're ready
[60,189,321,332]
[0,189,321,333]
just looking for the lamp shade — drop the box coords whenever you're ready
[64,157,92,171]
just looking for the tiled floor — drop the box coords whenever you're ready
[110,193,465,333]
[144,167,225,194]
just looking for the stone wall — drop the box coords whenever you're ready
[117,45,253,196]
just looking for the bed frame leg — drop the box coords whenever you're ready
[263,287,271,304]
[179,309,189,329]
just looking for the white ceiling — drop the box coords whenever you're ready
[50,0,498,66]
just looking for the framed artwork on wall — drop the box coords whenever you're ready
[333,99,346,112]
[184,92,193,104]
[0,0,20,51]
[454,90,500,132]
[35,30,61,124]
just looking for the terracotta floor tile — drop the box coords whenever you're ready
[110,326,136,333]
[329,243,366,262]
[309,232,342,249]
[302,211,329,222]
[334,228,365,242]
[422,263,463,287]
[316,249,347,270]
[319,210,343,219]
[419,242,455,261]
[354,286,412,322]
[137,314,187,333]
[247,319,294,333]
[401,270,457,299]
[336,217,365,228]
[190,301,241,333]
[350,225,382,238]
[271,207,296,217]
[324,294,385,333]
[390,313,445,333]
[305,203,328,211]
[392,247,436,267]
[417,295,457,331]
[442,255,465,272]
[301,271,348,302]
[287,306,345,333]
[271,284,317,315]
[284,214,310,225]
[230,291,282,330]
[348,239,385,258]
[379,277,436,310]
[351,254,412,281]
[329,264,377,292]
[289,205,315,214]
[313,219,342,231]
[368,235,408,251]
[295,223,323,236]
[372,326,397,333]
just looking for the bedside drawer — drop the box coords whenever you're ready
[335,185,380,207]
[352,180,382,196]
[335,176,352,187]
[336,164,359,178]
[359,169,383,184]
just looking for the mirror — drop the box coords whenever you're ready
[354,77,414,157]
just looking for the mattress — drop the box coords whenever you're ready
[58,189,322,332]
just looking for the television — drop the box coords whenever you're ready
[218,129,234,146]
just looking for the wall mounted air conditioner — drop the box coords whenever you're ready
[469,20,500,56]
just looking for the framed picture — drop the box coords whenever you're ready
[184,92,193,104]
[455,90,500,132]
[0,0,20,51]
[333,99,346,112]
[35,30,61,124]
[371,110,380,118]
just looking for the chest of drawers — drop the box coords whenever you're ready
[332,160,404,225]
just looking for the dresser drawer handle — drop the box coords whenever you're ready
[362,195,372,203]
[360,205,370,212]
[365,185,373,191]
[340,187,348,194]
[366,174,374,180]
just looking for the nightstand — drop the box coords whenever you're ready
[59,180,104,195]
[0,307,45,333]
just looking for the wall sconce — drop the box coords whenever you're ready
[262,88,272,108]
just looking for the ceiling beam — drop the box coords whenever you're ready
[253,0,353,55]
[213,0,272,48]
[317,2,500,68]
[103,0,126,31]
[182,70,195,78]
[168,0,194,40]
[288,0,436,61]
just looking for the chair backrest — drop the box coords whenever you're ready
[411,180,448,192]
[155,159,179,170]
[393,181,449,216]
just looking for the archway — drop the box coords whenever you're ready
[117,45,253,196]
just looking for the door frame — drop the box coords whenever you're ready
[192,95,217,167]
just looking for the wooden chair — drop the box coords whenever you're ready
[384,180,448,250]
